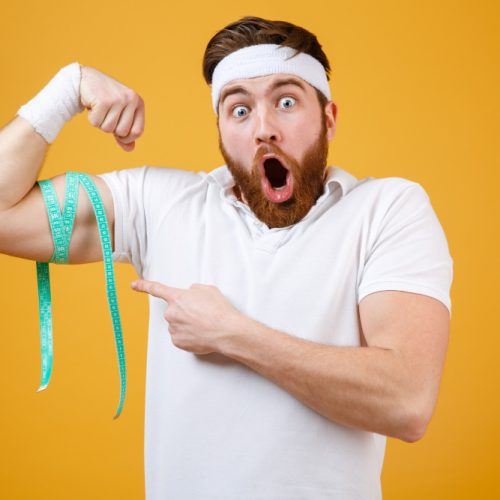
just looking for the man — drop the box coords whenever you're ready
[0,16,452,500]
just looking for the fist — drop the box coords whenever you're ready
[80,66,145,152]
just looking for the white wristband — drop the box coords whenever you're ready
[17,62,85,144]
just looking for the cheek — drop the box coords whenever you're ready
[288,123,314,154]
[292,113,323,148]
[221,127,251,157]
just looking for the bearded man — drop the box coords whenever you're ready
[0,16,453,500]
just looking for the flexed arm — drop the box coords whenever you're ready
[0,63,145,263]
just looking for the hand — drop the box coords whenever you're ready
[80,66,145,152]
[131,280,245,355]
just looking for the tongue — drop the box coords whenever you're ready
[262,173,293,203]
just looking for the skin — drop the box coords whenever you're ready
[0,65,450,443]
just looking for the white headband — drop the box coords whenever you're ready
[211,43,331,114]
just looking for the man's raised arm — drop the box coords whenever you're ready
[0,63,145,263]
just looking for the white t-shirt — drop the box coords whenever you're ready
[99,164,453,500]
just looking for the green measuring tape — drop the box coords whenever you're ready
[36,172,126,419]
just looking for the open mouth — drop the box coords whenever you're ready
[264,158,288,189]
[259,155,294,203]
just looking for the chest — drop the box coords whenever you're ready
[145,197,368,346]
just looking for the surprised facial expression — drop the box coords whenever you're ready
[217,74,336,228]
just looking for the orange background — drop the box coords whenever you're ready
[1,0,498,498]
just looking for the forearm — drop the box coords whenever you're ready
[0,63,84,212]
[219,319,422,442]
[0,116,47,210]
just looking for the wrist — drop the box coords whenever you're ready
[16,62,84,144]
[217,314,266,359]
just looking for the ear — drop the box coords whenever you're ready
[324,101,338,141]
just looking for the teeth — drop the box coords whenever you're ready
[274,185,287,191]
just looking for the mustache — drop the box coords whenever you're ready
[252,144,297,173]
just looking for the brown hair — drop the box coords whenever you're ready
[202,16,331,107]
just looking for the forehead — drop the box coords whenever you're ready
[219,74,314,104]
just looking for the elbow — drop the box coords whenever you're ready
[395,397,434,443]
[400,414,428,443]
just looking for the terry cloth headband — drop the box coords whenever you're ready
[211,43,331,113]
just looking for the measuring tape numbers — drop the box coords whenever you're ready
[36,172,126,419]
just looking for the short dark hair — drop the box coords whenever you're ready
[202,16,331,89]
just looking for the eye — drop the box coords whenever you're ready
[232,105,249,118]
[278,96,296,109]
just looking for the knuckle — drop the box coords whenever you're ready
[118,90,132,106]
[130,125,143,138]
[115,125,129,137]
[114,94,126,108]
[128,90,139,103]
[101,122,114,133]
[88,115,99,127]
[99,97,113,109]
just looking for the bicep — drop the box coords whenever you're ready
[359,291,450,418]
[0,173,114,264]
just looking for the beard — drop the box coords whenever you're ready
[218,118,329,229]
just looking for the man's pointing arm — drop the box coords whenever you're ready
[131,279,450,443]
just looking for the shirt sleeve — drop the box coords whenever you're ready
[97,166,203,278]
[357,181,454,316]
[98,166,148,277]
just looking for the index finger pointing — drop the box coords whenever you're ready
[131,279,182,302]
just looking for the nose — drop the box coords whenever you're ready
[253,105,282,145]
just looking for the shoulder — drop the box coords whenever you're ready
[329,166,427,201]
[354,175,426,198]
[99,165,206,196]
[347,174,432,215]
[100,165,203,184]
[329,168,441,235]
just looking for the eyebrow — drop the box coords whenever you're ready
[219,77,307,109]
